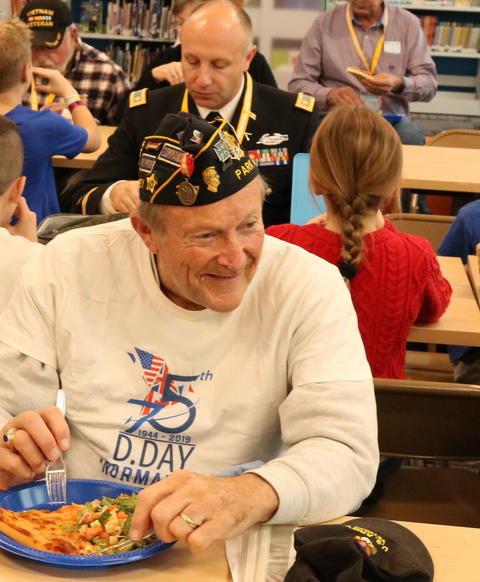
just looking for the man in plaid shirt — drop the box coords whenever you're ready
[20,0,131,126]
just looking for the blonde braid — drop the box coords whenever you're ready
[309,105,402,285]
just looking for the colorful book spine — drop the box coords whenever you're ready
[105,0,175,40]
[421,17,480,53]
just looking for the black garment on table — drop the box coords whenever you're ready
[285,518,434,582]
[60,75,319,227]
[133,44,278,91]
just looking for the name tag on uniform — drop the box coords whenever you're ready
[384,41,401,55]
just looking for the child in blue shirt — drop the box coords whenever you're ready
[0,20,100,223]
[438,200,480,384]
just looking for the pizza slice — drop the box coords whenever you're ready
[0,503,91,554]
[0,492,154,555]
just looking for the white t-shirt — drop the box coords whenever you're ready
[0,227,43,313]
[0,219,377,524]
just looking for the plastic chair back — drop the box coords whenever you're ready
[290,153,326,225]
[428,129,480,149]
[354,378,480,527]
[386,212,454,252]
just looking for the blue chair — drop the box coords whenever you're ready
[290,153,326,225]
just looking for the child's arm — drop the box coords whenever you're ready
[31,67,101,153]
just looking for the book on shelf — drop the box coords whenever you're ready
[79,0,103,34]
[105,0,176,41]
[420,16,480,52]
[106,41,165,83]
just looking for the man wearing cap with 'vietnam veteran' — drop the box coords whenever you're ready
[20,0,131,125]
[60,0,320,227]
[0,112,378,553]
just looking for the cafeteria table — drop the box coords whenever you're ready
[402,145,480,195]
[467,254,480,307]
[52,126,116,170]
[0,518,478,581]
[408,255,480,347]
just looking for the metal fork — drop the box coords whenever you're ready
[45,383,67,504]
[92,528,156,555]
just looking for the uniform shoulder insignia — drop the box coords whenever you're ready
[129,88,148,109]
[295,92,315,113]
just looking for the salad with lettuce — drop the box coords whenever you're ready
[64,493,155,554]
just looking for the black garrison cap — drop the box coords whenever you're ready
[285,517,434,582]
[138,112,259,206]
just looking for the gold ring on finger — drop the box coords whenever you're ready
[179,512,200,529]
[2,427,17,449]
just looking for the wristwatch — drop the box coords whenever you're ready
[394,77,406,93]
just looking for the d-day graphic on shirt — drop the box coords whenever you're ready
[99,347,212,485]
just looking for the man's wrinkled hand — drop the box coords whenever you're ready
[326,86,363,107]
[110,181,140,213]
[0,407,70,491]
[129,470,279,554]
[152,62,184,86]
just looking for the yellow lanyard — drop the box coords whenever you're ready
[30,80,56,110]
[30,86,56,111]
[346,4,388,76]
[181,72,254,144]
[30,76,39,111]
[30,70,62,111]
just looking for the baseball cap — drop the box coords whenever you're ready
[285,517,434,582]
[138,112,259,206]
[20,0,73,49]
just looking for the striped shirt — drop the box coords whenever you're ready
[23,39,131,125]
[288,4,437,116]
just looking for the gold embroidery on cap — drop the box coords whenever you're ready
[234,159,255,180]
[146,173,158,194]
[45,32,61,47]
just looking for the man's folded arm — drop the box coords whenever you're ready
[59,110,141,215]
[250,378,379,526]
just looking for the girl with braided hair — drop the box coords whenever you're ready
[266,105,452,379]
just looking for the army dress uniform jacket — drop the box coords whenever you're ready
[60,73,320,226]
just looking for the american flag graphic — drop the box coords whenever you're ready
[135,348,181,416]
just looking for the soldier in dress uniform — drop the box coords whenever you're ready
[60,0,320,227]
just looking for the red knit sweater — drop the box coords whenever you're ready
[266,220,452,379]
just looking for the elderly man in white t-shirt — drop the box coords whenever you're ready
[0,112,378,554]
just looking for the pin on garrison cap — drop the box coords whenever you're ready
[20,0,73,49]
[284,517,434,582]
[138,112,259,206]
